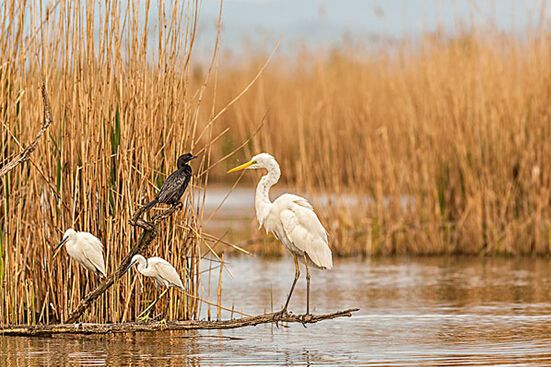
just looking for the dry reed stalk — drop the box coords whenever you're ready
[0,0,253,326]
[217,252,224,320]
[195,31,551,257]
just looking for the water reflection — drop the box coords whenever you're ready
[4,257,551,366]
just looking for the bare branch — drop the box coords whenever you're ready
[2,309,360,337]
[0,82,54,178]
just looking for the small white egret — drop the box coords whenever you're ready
[55,228,107,278]
[128,254,184,320]
[228,153,333,318]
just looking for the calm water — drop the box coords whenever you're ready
[4,257,551,366]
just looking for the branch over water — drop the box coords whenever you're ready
[1,309,360,337]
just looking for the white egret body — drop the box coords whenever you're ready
[129,255,184,321]
[228,153,332,316]
[129,255,184,291]
[56,228,107,277]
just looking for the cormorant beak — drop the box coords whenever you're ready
[227,160,254,173]
[53,237,68,257]
[190,154,198,160]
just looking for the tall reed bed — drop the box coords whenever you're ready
[0,1,226,325]
[201,32,551,256]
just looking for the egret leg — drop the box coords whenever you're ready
[274,256,300,327]
[160,290,171,321]
[303,254,311,316]
[84,273,90,294]
[282,255,300,313]
[138,288,169,321]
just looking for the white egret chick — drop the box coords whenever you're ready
[55,228,107,278]
[128,254,184,320]
[228,153,333,318]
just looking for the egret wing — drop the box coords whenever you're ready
[151,258,184,290]
[79,232,104,250]
[278,194,333,269]
[80,234,107,276]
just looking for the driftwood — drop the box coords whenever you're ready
[65,205,181,323]
[0,82,53,178]
[1,309,359,337]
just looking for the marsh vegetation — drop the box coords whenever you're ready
[1,1,223,326]
[201,32,551,257]
[1,0,551,331]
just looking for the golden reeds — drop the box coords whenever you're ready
[0,1,228,325]
[199,32,551,257]
[3,1,551,327]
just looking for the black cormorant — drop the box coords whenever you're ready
[142,152,197,212]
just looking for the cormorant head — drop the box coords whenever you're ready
[177,153,197,169]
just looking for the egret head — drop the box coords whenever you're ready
[227,153,276,173]
[55,228,76,251]
[177,153,197,169]
[127,254,147,272]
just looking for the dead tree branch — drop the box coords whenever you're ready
[0,82,53,178]
[2,308,359,337]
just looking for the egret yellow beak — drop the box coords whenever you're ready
[227,160,254,173]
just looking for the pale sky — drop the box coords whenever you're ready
[20,0,551,61]
[195,0,550,56]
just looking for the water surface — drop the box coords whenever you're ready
[3,257,551,366]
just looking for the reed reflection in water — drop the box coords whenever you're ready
[4,257,551,366]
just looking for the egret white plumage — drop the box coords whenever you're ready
[228,153,332,318]
[128,254,184,320]
[55,228,107,278]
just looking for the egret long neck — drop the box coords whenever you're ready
[136,256,148,273]
[255,161,280,227]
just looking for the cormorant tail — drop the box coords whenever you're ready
[142,199,158,213]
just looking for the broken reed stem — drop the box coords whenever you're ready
[217,252,224,321]
[0,82,53,178]
[2,308,360,337]
[65,205,181,323]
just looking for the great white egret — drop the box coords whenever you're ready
[142,153,197,212]
[55,228,107,277]
[228,153,333,318]
[128,254,185,320]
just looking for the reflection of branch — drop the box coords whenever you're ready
[3,308,360,337]
[0,83,53,178]
[65,205,181,323]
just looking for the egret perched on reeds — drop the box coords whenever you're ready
[228,153,333,319]
[55,229,107,277]
[128,254,184,321]
[142,153,197,212]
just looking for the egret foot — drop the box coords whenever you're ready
[298,313,313,328]
[273,309,289,327]
[137,311,153,323]
[159,318,167,328]
[151,312,165,321]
